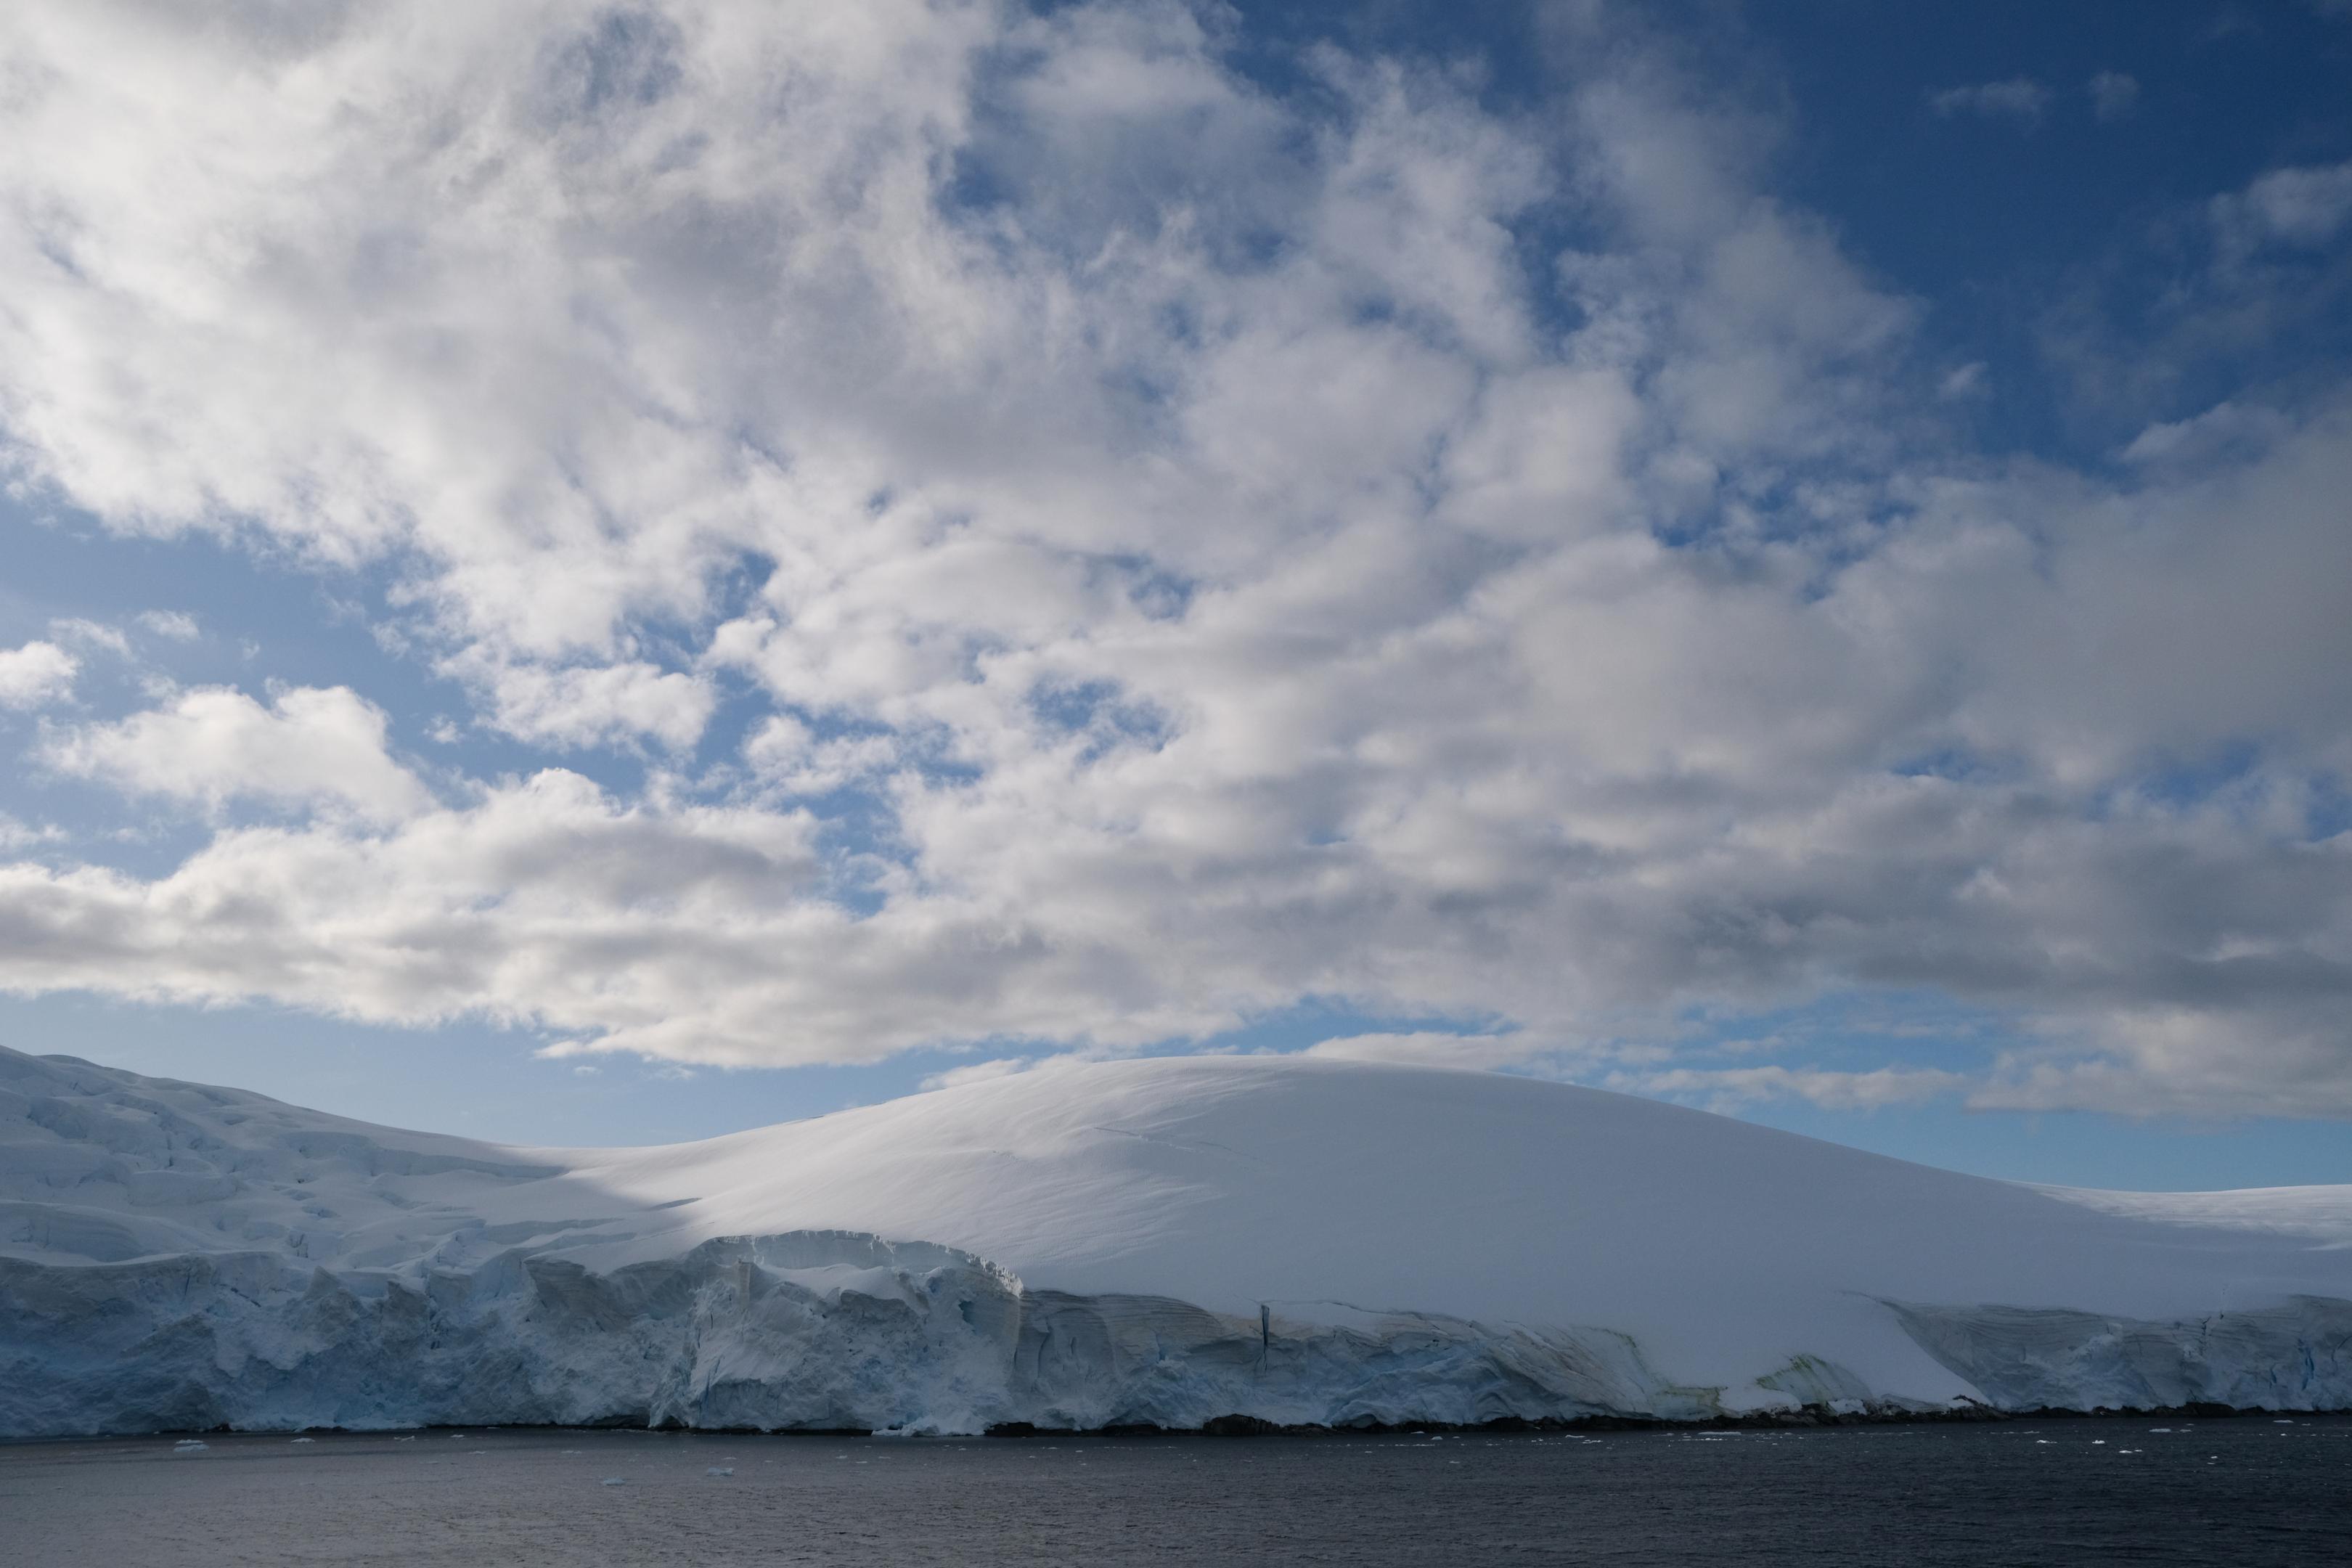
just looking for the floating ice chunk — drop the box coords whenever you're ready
[290,1437,315,1444]
[2148,1427,2172,1433]
[601,1477,625,1486]
[705,1466,734,1477]
[173,1439,208,1451]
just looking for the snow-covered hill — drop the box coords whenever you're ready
[3,1044,2347,1437]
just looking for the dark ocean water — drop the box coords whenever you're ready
[4,1418,2347,1566]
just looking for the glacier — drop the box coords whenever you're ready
[3,1044,2348,1437]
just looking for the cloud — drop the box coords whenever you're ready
[918,1056,1034,1092]
[1928,78,2049,125]
[2211,158,2352,256]
[2087,71,2139,122]
[41,685,431,821]
[2118,400,2294,468]
[0,772,859,1066]
[1970,1001,2352,1119]
[1304,1032,1550,1071]
[741,716,904,797]
[0,4,2343,1116]
[450,656,716,752]
[47,618,129,656]
[1619,1065,1967,1112]
[0,642,78,710]
[0,812,64,852]
[136,610,200,640]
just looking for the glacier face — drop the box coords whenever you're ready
[4,1045,2350,1437]
[9,1233,2350,1438]
[0,1231,1712,1438]
[1882,1298,2352,1416]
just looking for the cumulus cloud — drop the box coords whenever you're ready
[0,642,77,710]
[0,772,861,1064]
[450,655,716,752]
[2211,158,2352,256]
[741,715,905,797]
[136,610,200,641]
[42,685,430,821]
[0,3,2344,1115]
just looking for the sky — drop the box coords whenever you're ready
[1,0,2348,1188]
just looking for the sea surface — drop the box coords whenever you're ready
[4,1417,2346,1565]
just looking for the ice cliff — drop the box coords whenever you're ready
[4,1045,2348,1437]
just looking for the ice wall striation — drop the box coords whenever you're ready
[1884,1297,2352,1415]
[0,1231,1715,1437]
[0,1231,1023,1438]
[7,1233,2351,1437]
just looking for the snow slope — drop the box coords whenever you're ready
[3,1045,2348,1437]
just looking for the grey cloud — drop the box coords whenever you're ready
[0,3,2345,1116]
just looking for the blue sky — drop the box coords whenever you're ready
[1,0,2348,1187]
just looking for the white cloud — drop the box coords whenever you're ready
[0,772,859,1066]
[2087,71,2139,122]
[741,715,902,796]
[1304,1032,1548,1071]
[1970,1002,2352,1119]
[918,1056,1034,1092]
[1620,1065,1967,1112]
[2211,158,2352,256]
[48,618,129,656]
[0,4,2343,1115]
[42,685,431,821]
[0,641,78,709]
[1937,362,1988,401]
[2118,399,2294,467]
[136,610,200,640]
[0,812,64,852]
[452,656,716,752]
[1928,78,2049,124]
